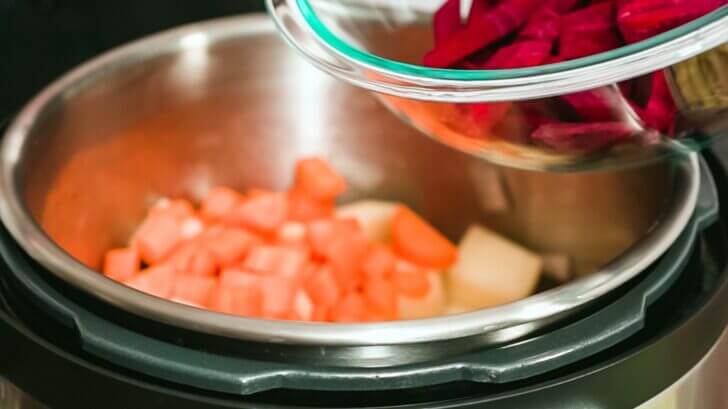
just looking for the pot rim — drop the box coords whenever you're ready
[0,15,701,346]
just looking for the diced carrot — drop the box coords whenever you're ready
[360,244,395,280]
[242,244,309,281]
[103,247,140,282]
[200,187,243,221]
[304,265,341,309]
[392,260,430,298]
[228,192,288,234]
[125,264,176,298]
[311,305,330,322]
[292,290,314,321]
[172,276,216,306]
[330,293,368,323]
[219,269,261,287]
[166,244,218,276]
[275,222,307,246]
[306,218,361,258]
[287,192,333,222]
[132,213,183,264]
[208,283,262,318]
[363,278,397,320]
[179,217,205,240]
[391,206,457,269]
[260,276,297,319]
[204,228,257,267]
[293,157,347,201]
[150,198,195,219]
[326,233,369,293]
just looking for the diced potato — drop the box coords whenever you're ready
[397,271,446,319]
[447,225,542,309]
[335,200,397,242]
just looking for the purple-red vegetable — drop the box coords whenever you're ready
[559,2,621,60]
[520,8,562,41]
[531,122,636,151]
[484,40,553,69]
[468,0,495,25]
[617,0,728,44]
[560,88,625,122]
[433,0,463,44]
[424,0,542,68]
[422,0,725,153]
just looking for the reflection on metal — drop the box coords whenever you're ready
[637,329,728,409]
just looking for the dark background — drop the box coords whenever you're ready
[0,0,266,123]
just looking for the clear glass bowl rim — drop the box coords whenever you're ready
[293,0,728,82]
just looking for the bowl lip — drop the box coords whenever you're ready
[268,0,728,101]
[0,14,701,346]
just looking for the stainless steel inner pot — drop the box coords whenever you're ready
[0,15,699,364]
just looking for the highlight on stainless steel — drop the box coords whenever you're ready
[0,16,700,355]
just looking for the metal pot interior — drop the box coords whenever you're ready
[0,17,685,350]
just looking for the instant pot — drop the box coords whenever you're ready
[0,10,727,409]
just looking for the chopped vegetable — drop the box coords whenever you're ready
[397,271,446,319]
[424,0,542,68]
[172,276,216,306]
[391,260,430,298]
[531,122,636,151]
[104,157,549,323]
[103,247,140,282]
[422,0,726,154]
[448,225,542,309]
[242,244,308,281]
[228,192,288,234]
[125,264,176,299]
[360,244,396,280]
[293,157,346,202]
[391,206,458,269]
[330,293,368,322]
[559,2,620,61]
[335,200,397,242]
[132,213,184,264]
[484,40,552,69]
[433,0,463,44]
[617,0,727,44]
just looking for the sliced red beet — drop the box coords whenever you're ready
[560,87,627,122]
[641,71,677,134]
[468,102,512,132]
[617,0,727,44]
[434,0,463,44]
[545,0,582,13]
[531,122,637,151]
[467,0,494,25]
[484,40,552,69]
[519,8,561,41]
[559,2,622,60]
[424,0,542,67]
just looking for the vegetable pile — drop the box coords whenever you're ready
[102,157,544,322]
[424,0,727,153]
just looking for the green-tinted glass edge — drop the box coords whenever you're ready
[297,0,728,81]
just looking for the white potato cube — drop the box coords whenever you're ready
[335,200,398,242]
[397,271,446,319]
[448,225,542,309]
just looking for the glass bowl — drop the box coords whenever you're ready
[268,0,728,171]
